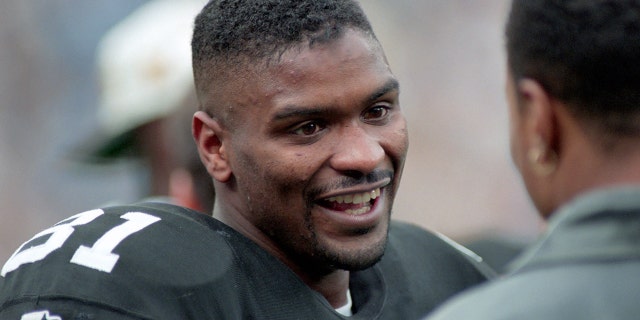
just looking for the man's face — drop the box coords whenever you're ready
[210,29,407,272]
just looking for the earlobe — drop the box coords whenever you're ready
[517,79,559,176]
[527,136,558,176]
[192,111,232,182]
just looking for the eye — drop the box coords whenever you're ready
[362,105,390,122]
[292,121,325,136]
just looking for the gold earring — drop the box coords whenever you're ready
[527,141,558,176]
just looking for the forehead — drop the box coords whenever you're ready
[205,29,395,124]
[262,29,394,104]
[273,29,386,79]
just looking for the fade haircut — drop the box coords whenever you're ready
[191,0,376,115]
[506,0,640,137]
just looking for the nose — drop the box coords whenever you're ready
[329,124,385,177]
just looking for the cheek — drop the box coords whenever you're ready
[385,118,409,165]
[236,145,314,195]
[399,126,409,157]
[387,118,409,170]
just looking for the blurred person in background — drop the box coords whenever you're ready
[428,0,640,319]
[77,0,213,213]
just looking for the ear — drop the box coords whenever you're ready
[192,111,232,182]
[517,79,559,174]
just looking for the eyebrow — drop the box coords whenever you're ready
[271,107,330,121]
[271,78,400,121]
[368,78,400,103]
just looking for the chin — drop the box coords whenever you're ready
[320,234,388,271]
[339,252,384,271]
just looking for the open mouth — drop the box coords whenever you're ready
[317,188,381,215]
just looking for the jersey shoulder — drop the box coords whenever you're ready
[385,220,496,279]
[0,202,238,318]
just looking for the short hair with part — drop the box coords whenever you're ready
[191,0,376,115]
[506,0,640,137]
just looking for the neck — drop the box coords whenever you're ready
[551,136,640,215]
[299,268,350,309]
[212,201,351,308]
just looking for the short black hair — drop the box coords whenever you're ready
[506,0,640,137]
[192,0,375,112]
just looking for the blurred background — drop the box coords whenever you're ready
[0,0,543,267]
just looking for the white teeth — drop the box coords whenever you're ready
[344,194,353,204]
[345,206,370,215]
[362,192,371,203]
[326,188,381,204]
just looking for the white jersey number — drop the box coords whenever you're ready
[21,310,62,320]
[1,209,160,276]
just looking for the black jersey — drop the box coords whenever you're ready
[0,202,492,319]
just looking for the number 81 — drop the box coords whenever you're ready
[1,209,160,276]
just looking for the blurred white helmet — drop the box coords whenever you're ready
[85,0,206,160]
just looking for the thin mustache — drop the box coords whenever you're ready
[307,170,394,200]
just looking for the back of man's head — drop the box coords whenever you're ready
[506,0,640,141]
